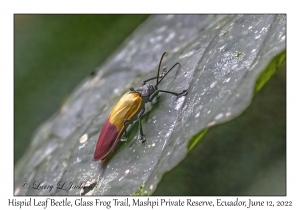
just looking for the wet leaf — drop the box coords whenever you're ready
[15,14,286,195]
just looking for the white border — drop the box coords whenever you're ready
[1,0,298,209]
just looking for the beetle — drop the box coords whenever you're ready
[93,52,188,161]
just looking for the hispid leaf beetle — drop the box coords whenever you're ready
[93,52,188,161]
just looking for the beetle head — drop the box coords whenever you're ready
[135,83,156,97]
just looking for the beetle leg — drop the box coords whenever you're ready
[159,89,188,97]
[149,89,188,102]
[120,119,133,141]
[137,108,146,143]
[149,90,160,102]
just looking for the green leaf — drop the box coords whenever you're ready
[188,128,208,151]
[255,50,286,92]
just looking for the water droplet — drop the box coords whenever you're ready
[210,81,217,88]
[207,121,216,127]
[79,144,85,150]
[195,112,200,118]
[77,157,81,162]
[214,113,224,120]
[165,32,175,43]
[125,169,130,174]
[173,47,180,52]
[179,50,194,59]
[79,134,88,143]
[175,96,185,110]
[150,185,153,190]
[156,35,163,41]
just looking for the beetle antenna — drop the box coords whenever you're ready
[156,52,167,87]
[157,62,180,86]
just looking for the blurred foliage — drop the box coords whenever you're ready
[14,15,149,163]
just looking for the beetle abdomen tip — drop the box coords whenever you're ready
[93,118,121,161]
